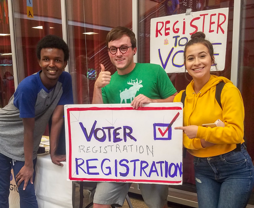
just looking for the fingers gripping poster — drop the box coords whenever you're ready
[150,8,229,73]
[65,103,183,185]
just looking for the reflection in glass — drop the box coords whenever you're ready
[238,0,254,160]
[66,0,132,104]
[0,1,14,107]
[12,0,63,81]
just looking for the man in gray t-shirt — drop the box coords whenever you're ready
[0,35,73,208]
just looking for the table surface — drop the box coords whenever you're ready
[35,154,73,208]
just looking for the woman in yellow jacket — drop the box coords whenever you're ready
[175,32,254,208]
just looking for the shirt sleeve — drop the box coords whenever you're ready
[13,84,37,118]
[173,91,183,102]
[58,72,74,105]
[157,66,177,98]
[196,84,245,145]
[102,87,109,104]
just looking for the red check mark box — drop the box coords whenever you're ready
[153,123,172,140]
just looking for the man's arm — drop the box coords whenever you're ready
[15,118,35,190]
[50,105,65,166]
[92,64,111,104]
[131,92,178,109]
[173,3,180,14]
[151,92,178,103]
[92,85,104,104]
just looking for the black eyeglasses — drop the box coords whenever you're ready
[108,46,132,55]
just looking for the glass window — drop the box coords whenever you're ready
[11,0,63,136]
[66,0,132,104]
[0,1,14,107]
[138,0,241,192]
[12,0,63,82]
[238,0,254,160]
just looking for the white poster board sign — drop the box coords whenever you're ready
[65,103,183,185]
[150,8,229,73]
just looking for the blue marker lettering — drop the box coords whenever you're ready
[158,48,174,70]
[102,126,114,142]
[75,158,86,175]
[130,159,139,176]
[178,37,188,46]
[168,163,177,178]
[101,158,111,175]
[173,35,180,47]
[79,120,97,142]
[156,161,164,177]
[119,159,129,177]
[115,159,118,177]
[123,126,137,142]
[94,128,106,142]
[165,161,168,178]
[113,127,122,142]
[172,50,184,68]
[86,159,99,175]
[140,161,149,177]
[149,161,159,177]
[176,162,183,177]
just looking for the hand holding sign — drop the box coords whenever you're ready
[131,94,152,109]
[65,103,183,184]
[95,64,111,89]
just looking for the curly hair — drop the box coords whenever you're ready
[36,35,69,61]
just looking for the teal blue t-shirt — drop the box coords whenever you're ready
[102,63,177,104]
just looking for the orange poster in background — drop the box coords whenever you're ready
[27,6,34,18]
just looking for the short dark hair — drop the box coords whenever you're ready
[36,35,69,61]
[106,26,136,48]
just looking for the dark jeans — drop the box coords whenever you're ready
[0,153,38,208]
[194,144,254,208]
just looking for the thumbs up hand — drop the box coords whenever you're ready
[95,64,111,88]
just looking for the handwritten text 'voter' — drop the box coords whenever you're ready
[79,120,137,143]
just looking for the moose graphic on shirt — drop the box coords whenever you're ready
[120,79,143,103]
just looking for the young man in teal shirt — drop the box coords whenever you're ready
[92,26,177,208]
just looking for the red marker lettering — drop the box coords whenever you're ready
[165,20,170,36]
[217,13,226,34]
[200,13,208,33]
[190,17,200,35]
[182,19,186,34]
[209,13,216,33]
[156,21,164,37]
[173,21,179,33]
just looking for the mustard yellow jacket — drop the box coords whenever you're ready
[174,75,245,157]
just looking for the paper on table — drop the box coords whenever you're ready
[41,136,49,142]
[39,136,50,153]
[202,119,225,128]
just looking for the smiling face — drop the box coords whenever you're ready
[108,35,137,75]
[38,48,67,89]
[185,43,214,82]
